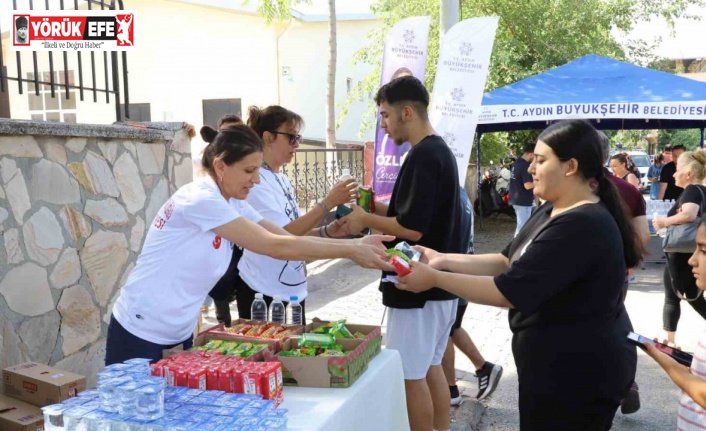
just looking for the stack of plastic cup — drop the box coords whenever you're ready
[116,380,146,416]
[82,409,111,431]
[98,376,131,413]
[124,358,152,375]
[62,405,96,431]
[41,403,71,431]
[135,380,166,421]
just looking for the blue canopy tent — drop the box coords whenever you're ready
[477,54,706,135]
[473,54,706,223]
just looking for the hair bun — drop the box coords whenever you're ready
[200,126,218,144]
[693,149,706,165]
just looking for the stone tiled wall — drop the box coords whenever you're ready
[0,119,193,387]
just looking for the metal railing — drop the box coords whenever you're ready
[0,0,130,121]
[282,147,365,210]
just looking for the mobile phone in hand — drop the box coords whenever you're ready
[627,332,693,367]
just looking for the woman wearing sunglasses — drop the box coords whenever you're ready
[227,105,358,324]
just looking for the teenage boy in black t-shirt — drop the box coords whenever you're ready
[341,76,459,431]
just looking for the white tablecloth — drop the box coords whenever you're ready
[280,349,410,431]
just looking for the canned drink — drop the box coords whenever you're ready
[357,186,375,213]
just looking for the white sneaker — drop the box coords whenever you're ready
[449,385,463,406]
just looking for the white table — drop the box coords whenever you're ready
[280,349,410,431]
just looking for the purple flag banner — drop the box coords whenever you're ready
[372,16,431,201]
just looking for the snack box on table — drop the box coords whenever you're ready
[2,362,85,407]
[187,331,281,361]
[276,338,371,388]
[304,319,383,363]
[0,394,44,431]
[206,319,305,341]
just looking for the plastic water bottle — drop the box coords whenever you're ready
[336,168,356,217]
[287,295,303,325]
[269,295,286,324]
[340,168,354,182]
[251,293,268,322]
[654,212,667,237]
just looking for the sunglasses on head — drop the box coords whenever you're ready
[270,131,302,146]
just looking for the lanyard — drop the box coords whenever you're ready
[262,163,301,221]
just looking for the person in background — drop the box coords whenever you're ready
[235,105,357,324]
[609,153,640,190]
[645,214,706,429]
[444,189,503,406]
[340,76,461,431]
[659,144,685,201]
[105,124,393,364]
[188,116,248,326]
[206,114,249,326]
[509,143,535,236]
[599,133,648,415]
[653,149,706,346]
[396,119,641,430]
[648,153,665,201]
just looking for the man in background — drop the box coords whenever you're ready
[509,143,535,236]
[659,144,685,201]
[443,188,503,406]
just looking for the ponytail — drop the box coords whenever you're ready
[595,175,645,268]
[199,124,263,175]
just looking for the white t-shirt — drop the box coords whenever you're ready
[238,169,308,300]
[678,330,706,429]
[112,176,263,345]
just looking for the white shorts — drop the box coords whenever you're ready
[385,299,457,380]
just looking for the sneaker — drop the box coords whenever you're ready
[476,362,503,400]
[621,381,640,414]
[449,385,463,406]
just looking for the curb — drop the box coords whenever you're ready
[451,398,487,431]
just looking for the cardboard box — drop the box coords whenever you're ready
[0,394,45,431]
[3,362,85,408]
[184,332,281,362]
[276,338,370,388]
[305,319,383,364]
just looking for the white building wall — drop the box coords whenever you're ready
[4,2,381,148]
[278,19,379,144]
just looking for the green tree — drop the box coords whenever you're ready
[659,129,704,151]
[340,0,704,155]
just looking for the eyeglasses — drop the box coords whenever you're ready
[270,131,302,146]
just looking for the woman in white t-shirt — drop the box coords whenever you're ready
[105,124,392,365]
[235,105,358,323]
[236,105,356,321]
[645,214,706,429]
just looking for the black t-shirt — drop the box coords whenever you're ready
[453,188,473,307]
[380,135,460,309]
[667,184,706,217]
[495,202,636,404]
[509,157,533,206]
[660,162,684,201]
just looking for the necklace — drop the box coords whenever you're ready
[262,162,300,221]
